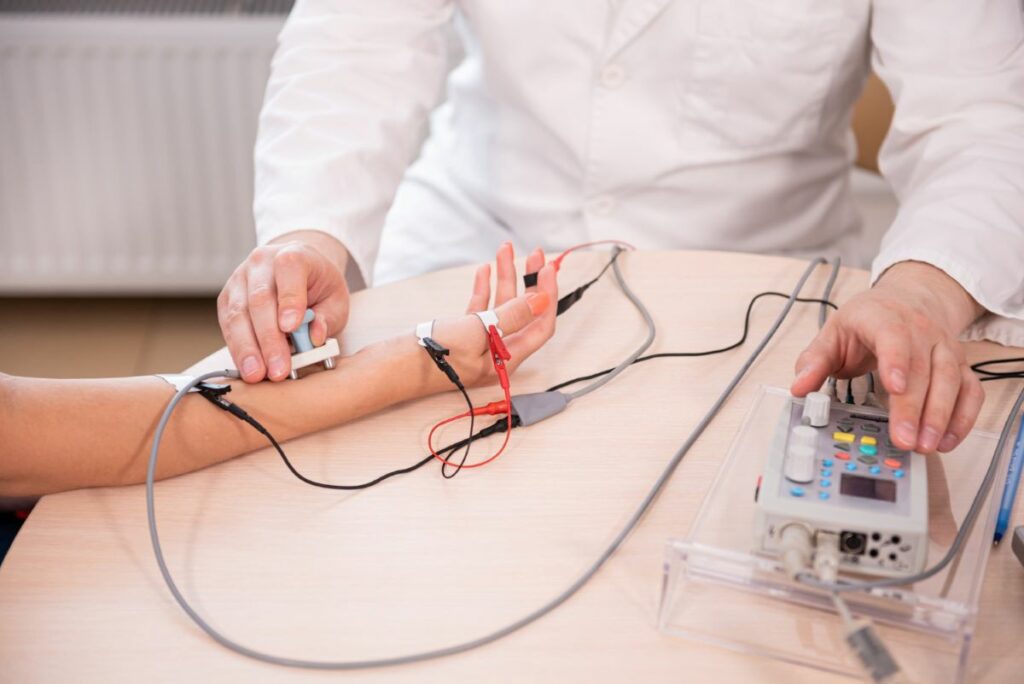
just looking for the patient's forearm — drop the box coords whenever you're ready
[0,337,441,497]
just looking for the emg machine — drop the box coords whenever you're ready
[755,391,928,578]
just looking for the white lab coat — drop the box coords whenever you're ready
[253,0,1024,346]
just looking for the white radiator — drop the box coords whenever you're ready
[0,9,287,293]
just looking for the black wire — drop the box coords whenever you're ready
[545,292,839,393]
[554,249,623,315]
[980,375,1024,383]
[441,384,475,479]
[972,356,1024,383]
[225,410,516,491]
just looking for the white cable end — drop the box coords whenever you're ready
[779,524,813,580]
[813,530,840,585]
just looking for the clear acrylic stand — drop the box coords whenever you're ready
[658,386,1008,683]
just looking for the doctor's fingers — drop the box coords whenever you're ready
[935,365,984,453]
[217,270,267,383]
[274,247,349,347]
[912,344,963,454]
[791,309,910,398]
[795,312,928,451]
[245,254,294,382]
[790,323,845,397]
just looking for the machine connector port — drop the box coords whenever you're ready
[839,531,867,555]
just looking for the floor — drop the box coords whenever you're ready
[0,298,223,378]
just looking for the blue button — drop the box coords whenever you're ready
[790,486,806,497]
[869,465,881,475]
[822,458,834,468]
[893,469,905,479]
[821,468,833,478]
[820,479,832,488]
[859,444,878,456]
[845,463,857,472]
[818,491,830,501]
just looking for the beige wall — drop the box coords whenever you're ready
[852,73,895,174]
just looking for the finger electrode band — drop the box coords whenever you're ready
[474,310,502,337]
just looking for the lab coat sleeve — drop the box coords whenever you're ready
[253,0,454,285]
[869,0,1024,347]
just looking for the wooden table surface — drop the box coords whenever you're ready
[1,251,1021,683]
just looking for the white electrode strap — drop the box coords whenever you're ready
[415,320,435,346]
[155,374,198,392]
[474,310,503,337]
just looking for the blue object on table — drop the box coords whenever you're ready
[994,413,1024,544]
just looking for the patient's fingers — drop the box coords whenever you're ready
[493,290,550,339]
[218,272,266,383]
[524,248,545,293]
[465,264,491,314]
[494,242,517,306]
[506,264,557,361]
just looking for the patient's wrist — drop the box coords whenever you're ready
[361,335,449,404]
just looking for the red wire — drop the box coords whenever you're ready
[428,395,513,469]
[427,240,634,472]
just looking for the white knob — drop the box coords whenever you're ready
[790,425,818,451]
[785,425,818,483]
[802,391,831,428]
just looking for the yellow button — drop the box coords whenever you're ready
[861,436,877,446]
[833,432,855,443]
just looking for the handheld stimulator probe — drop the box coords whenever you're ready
[286,308,340,379]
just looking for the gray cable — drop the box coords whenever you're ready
[819,256,841,329]
[146,257,828,670]
[799,384,1024,594]
[819,257,840,395]
[564,248,656,402]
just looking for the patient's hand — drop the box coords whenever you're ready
[430,242,557,388]
[791,261,985,455]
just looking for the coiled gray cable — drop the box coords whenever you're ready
[146,256,827,669]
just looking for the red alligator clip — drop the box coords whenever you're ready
[486,325,511,390]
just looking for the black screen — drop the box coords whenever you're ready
[840,474,897,503]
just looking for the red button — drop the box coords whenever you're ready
[835,452,850,461]
[884,458,901,469]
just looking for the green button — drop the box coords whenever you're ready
[859,444,878,456]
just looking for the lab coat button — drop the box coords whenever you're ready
[587,196,614,216]
[600,64,626,89]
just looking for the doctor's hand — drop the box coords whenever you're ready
[218,231,350,383]
[791,261,985,455]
